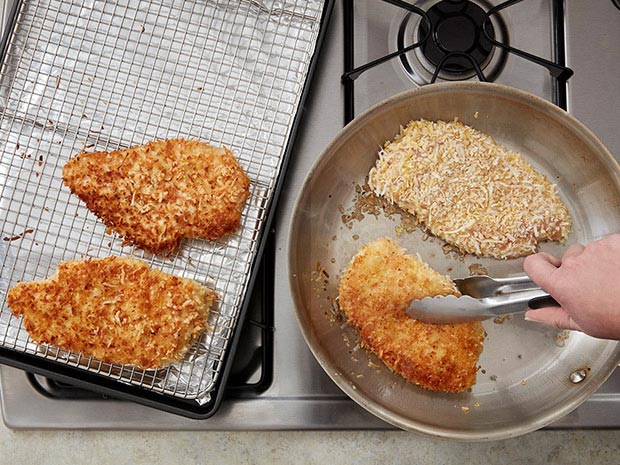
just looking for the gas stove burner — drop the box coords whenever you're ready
[397,0,508,85]
[419,0,494,74]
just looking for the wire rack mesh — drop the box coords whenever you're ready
[0,0,325,403]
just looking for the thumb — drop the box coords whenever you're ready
[523,253,560,293]
[525,308,584,332]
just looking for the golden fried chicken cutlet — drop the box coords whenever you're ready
[7,256,216,369]
[338,237,484,393]
[368,119,571,259]
[62,139,250,254]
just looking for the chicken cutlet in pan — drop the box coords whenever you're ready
[368,119,571,259]
[338,237,484,393]
[62,139,250,254]
[7,256,216,369]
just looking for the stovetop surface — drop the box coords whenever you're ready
[2,0,620,429]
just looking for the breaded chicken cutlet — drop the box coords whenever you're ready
[338,238,484,393]
[62,139,250,254]
[7,256,216,369]
[368,119,571,259]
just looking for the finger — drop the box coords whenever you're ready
[524,308,584,332]
[523,253,560,292]
[562,243,585,261]
[534,252,562,268]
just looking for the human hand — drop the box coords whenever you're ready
[523,234,620,340]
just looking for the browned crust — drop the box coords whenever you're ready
[338,238,484,393]
[62,139,250,254]
[7,256,216,369]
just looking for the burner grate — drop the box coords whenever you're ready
[342,0,574,122]
[419,0,495,74]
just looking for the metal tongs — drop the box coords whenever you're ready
[406,274,559,324]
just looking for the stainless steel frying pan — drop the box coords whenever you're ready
[288,82,620,441]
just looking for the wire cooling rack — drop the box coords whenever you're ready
[0,0,326,404]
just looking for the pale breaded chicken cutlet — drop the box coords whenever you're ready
[338,237,484,393]
[368,119,571,259]
[7,256,216,369]
[62,139,250,254]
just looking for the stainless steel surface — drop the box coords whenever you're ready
[3,0,620,431]
[289,82,620,440]
[565,1,620,159]
[0,0,326,404]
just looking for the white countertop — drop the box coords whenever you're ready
[0,422,619,464]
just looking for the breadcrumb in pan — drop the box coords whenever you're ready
[62,139,250,254]
[368,119,571,259]
[7,256,216,369]
[338,237,484,393]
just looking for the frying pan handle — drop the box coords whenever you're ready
[527,295,560,309]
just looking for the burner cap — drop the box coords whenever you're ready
[419,0,495,74]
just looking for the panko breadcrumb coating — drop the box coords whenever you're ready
[62,139,250,254]
[7,256,216,369]
[368,119,571,259]
[338,237,484,393]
